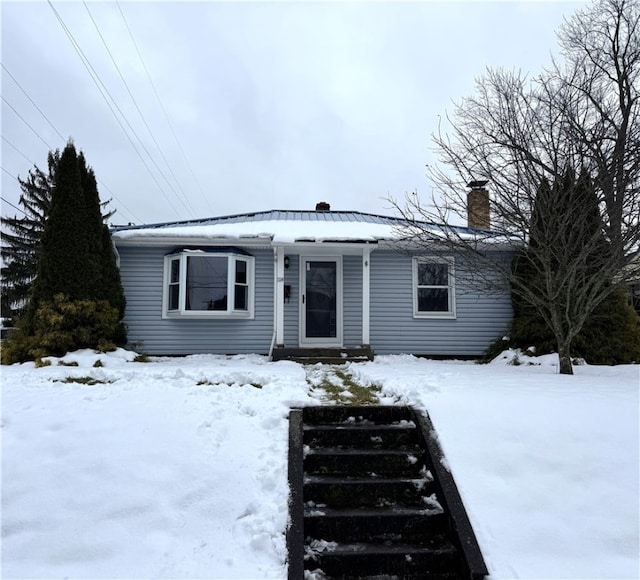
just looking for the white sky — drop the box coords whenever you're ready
[1,0,586,226]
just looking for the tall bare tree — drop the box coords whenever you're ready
[393,0,639,374]
[554,0,640,258]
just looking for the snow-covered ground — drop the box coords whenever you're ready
[1,350,638,579]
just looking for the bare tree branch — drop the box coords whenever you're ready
[390,0,640,374]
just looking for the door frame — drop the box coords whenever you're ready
[299,255,343,347]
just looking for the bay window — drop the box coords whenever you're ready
[163,249,255,318]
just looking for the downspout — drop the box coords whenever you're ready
[269,247,277,361]
[362,243,371,346]
[268,331,277,362]
[111,239,121,268]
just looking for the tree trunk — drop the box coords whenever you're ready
[557,339,574,375]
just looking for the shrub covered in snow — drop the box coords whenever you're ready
[1,294,125,364]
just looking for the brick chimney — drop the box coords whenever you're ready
[315,201,331,211]
[467,181,490,229]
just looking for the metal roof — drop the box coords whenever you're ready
[111,209,444,233]
[112,209,467,232]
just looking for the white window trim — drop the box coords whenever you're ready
[162,251,255,319]
[412,256,456,319]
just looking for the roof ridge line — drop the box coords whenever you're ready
[111,208,404,231]
[110,207,470,233]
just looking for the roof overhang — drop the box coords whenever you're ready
[112,235,275,247]
[112,236,384,257]
[111,220,517,252]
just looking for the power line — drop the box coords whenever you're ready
[83,0,197,218]
[116,0,212,214]
[1,96,53,150]
[2,136,33,166]
[1,167,18,181]
[1,63,66,142]
[0,194,27,217]
[47,0,183,219]
[2,133,142,225]
[0,168,29,218]
[93,180,142,224]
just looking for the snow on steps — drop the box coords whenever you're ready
[287,405,488,579]
[272,347,374,365]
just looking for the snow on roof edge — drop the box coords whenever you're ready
[109,209,514,247]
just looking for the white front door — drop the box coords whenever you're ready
[300,257,343,346]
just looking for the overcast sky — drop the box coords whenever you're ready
[1,0,586,226]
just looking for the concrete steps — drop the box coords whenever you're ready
[287,405,488,579]
[272,347,374,364]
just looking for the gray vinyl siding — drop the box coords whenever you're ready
[343,255,363,347]
[369,250,512,356]
[117,245,274,355]
[283,255,300,347]
[118,243,512,356]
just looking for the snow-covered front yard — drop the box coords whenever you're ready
[1,350,638,579]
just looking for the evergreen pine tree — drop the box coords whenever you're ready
[99,224,126,320]
[1,151,58,321]
[1,150,116,323]
[78,151,108,300]
[29,142,102,308]
[6,141,128,361]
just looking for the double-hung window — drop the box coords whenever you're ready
[163,249,255,318]
[413,257,455,318]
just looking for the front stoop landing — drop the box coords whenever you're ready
[272,347,374,365]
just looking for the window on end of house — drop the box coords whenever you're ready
[413,258,455,318]
[163,250,255,318]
